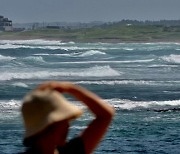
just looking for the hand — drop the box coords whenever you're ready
[36,81,73,93]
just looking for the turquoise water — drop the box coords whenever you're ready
[0,40,180,153]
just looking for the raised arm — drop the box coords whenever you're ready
[37,81,115,154]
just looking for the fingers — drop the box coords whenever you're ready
[35,81,73,93]
[36,81,56,91]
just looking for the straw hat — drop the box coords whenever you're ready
[21,89,83,139]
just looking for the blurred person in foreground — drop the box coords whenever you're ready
[21,81,114,154]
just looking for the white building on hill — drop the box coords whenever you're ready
[0,15,13,31]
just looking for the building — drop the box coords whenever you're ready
[0,15,13,31]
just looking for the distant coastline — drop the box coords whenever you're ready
[0,25,180,43]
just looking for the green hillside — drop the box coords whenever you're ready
[1,25,180,42]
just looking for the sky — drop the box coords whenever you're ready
[1,0,180,23]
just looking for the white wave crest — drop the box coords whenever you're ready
[107,98,180,110]
[33,53,50,56]
[70,126,87,130]
[0,66,120,81]
[0,40,101,50]
[76,80,159,86]
[0,71,59,81]
[0,43,106,51]
[148,64,178,68]
[59,66,120,77]
[0,39,63,46]
[12,82,29,88]
[0,44,61,50]
[33,53,72,57]
[0,54,15,60]
[55,59,154,64]
[23,56,45,63]
[0,100,21,110]
[78,50,106,57]
[78,65,120,77]
[161,54,180,63]
[123,48,134,51]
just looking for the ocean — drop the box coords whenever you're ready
[0,40,180,153]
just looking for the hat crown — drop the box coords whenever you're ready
[21,90,83,138]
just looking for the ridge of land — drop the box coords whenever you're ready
[1,25,180,43]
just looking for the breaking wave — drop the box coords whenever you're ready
[123,48,134,51]
[55,59,154,64]
[0,66,120,81]
[22,56,45,63]
[0,100,21,111]
[33,50,106,57]
[11,82,29,88]
[75,80,180,86]
[161,54,180,64]
[107,98,180,110]
[0,39,63,46]
[77,50,106,57]
[1,98,180,112]
[0,54,15,61]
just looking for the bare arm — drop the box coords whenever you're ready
[37,81,115,154]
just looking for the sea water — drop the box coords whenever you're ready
[0,40,180,153]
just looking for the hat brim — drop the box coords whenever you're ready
[22,90,83,139]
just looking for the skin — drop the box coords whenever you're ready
[33,81,115,154]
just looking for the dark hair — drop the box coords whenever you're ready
[23,122,61,147]
[23,134,40,147]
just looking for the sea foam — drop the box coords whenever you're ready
[77,50,106,57]
[22,56,45,63]
[0,65,120,81]
[107,98,180,110]
[0,100,21,111]
[161,54,180,64]
[12,82,29,88]
[0,54,15,61]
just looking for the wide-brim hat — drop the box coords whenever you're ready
[21,89,83,139]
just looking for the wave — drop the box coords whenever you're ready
[70,126,87,130]
[0,40,107,50]
[79,65,120,77]
[120,43,180,51]
[107,98,180,110]
[75,80,158,86]
[77,50,106,57]
[1,40,180,52]
[147,64,178,68]
[0,43,108,51]
[0,39,63,46]
[33,50,106,57]
[60,65,120,77]
[0,100,21,111]
[76,80,180,86]
[123,48,134,51]
[1,98,180,113]
[0,43,62,50]
[0,66,120,81]
[11,82,29,88]
[0,54,15,61]
[33,53,73,57]
[22,56,45,63]
[0,71,60,81]
[161,54,180,64]
[55,59,154,64]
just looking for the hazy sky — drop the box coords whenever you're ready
[1,0,180,23]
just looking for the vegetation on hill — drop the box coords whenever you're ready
[0,24,180,42]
